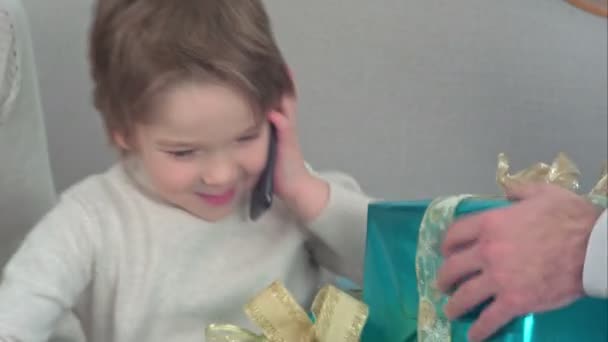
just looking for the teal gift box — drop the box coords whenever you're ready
[361,198,608,342]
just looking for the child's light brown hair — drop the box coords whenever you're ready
[89,0,294,143]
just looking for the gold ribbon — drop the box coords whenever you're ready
[496,152,582,192]
[589,162,607,196]
[205,281,369,342]
[496,152,607,197]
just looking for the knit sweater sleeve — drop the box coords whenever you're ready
[0,195,95,341]
[303,168,372,285]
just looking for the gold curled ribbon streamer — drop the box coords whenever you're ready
[205,281,369,342]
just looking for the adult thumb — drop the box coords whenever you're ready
[504,181,548,201]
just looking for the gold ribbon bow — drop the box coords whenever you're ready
[206,281,369,342]
[496,152,581,192]
[496,152,607,197]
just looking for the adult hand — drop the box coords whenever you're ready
[436,183,602,341]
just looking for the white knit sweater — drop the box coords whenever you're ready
[0,163,370,342]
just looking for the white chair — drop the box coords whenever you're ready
[0,0,55,267]
[1,1,84,340]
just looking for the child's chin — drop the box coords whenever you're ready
[190,204,237,222]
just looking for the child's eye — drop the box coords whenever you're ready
[237,133,260,143]
[167,150,195,159]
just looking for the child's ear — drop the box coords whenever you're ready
[112,130,131,151]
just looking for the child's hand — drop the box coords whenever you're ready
[268,95,329,222]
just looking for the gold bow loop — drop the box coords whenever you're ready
[496,152,607,206]
[496,152,582,192]
[205,281,369,342]
[589,162,607,196]
[205,324,267,342]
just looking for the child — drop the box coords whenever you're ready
[0,0,370,341]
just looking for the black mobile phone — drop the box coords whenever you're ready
[250,124,278,220]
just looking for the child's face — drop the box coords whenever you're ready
[121,83,269,221]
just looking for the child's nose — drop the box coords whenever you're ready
[200,158,238,186]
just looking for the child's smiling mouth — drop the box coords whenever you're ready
[195,189,237,206]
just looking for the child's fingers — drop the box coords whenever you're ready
[268,93,299,148]
[268,111,294,144]
[268,110,287,130]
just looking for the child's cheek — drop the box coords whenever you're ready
[146,155,199,193]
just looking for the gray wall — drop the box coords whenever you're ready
[24,0,608,199]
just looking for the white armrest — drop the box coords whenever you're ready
[0,7,20,124]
